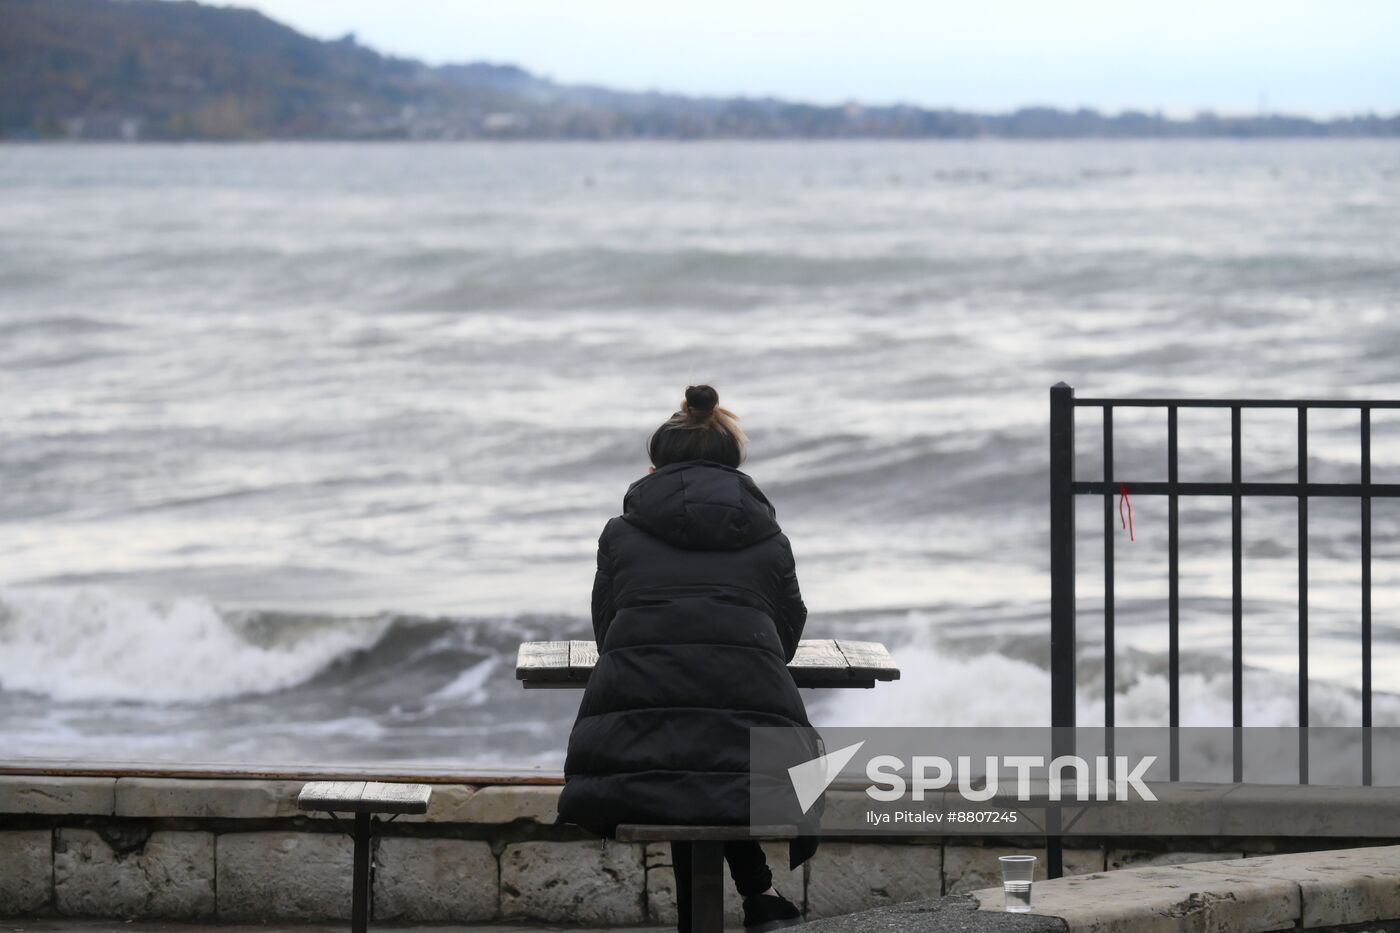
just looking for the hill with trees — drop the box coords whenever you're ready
[3,0,1396,141]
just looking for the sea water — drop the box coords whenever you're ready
[1,140,1398,765]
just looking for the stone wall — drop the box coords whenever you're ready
[1,774,1394,924]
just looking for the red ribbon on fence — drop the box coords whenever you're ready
[1119,482,1134,542]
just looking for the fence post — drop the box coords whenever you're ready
[1048,382,1076,878]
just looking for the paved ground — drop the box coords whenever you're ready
[1,903,1059,933]
[793,896,1064,933]
[3,923,671,933]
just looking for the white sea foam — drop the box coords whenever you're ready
[821,629,1400,730]
[426,657,499,706]
[0,586,391,703]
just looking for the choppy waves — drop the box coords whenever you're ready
[0,586,391,703]
[2,140,1399,763]
[2,589,1393,767]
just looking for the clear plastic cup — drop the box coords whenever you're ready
[998,854,1037,912]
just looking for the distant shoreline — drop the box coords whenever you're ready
[7,0,1398,144]
[5,135,1400,146]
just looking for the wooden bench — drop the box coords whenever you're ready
[617,824,800,933]
[517,638,900,688]
[297,780,432,933]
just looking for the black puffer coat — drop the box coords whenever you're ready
[558,459,819,867]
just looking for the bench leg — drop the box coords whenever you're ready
[352,812,372,933]
[690,840,724,933]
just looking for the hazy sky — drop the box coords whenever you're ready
[246,1,1400,117]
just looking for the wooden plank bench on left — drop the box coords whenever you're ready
[297,780,432,933]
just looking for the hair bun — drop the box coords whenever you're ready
[683,385,719,415]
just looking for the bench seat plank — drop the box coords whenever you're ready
[788,638,845,670]
[569,640,599,679]
[834,640,900,681]
[359,782,433,813]
[298,780,431,814]
[298,780,365,810]
[516,641,573,684]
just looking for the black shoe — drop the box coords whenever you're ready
[743,892,803,931]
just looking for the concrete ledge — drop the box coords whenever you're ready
[1048,781,1237,836]
[396,783,480,823]
[789,893,1067,932]
[979,863,1298,932]
[1029,782,1400,838]
[969,845,1400,932]
[1186,847,1400,928]
[1216,784,1400,838]
[461,785,560,824]
[9,773,1398,835]
[115,777,304,819]
[0,776,114,816]
[1105,848,1242,871]
[102,776,479,822]
[806,845,1400,932]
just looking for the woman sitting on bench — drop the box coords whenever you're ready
[558,385,813,933]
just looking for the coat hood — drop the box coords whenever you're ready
[621,459,781,551]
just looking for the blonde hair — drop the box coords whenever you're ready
[648,385,748,467]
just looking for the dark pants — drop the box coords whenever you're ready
[671,840,772,928]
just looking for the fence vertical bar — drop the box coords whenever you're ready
[1104,407,1115,736]
[1048,383,1077,880]
[1361,407,1372,785]
[1232,405,1243,782]
[1298,407,1309,785]
[1168,406,1180,781]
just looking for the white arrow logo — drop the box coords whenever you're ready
[787,741,865,814]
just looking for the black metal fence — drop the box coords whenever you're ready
[1045,382,1396,875]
